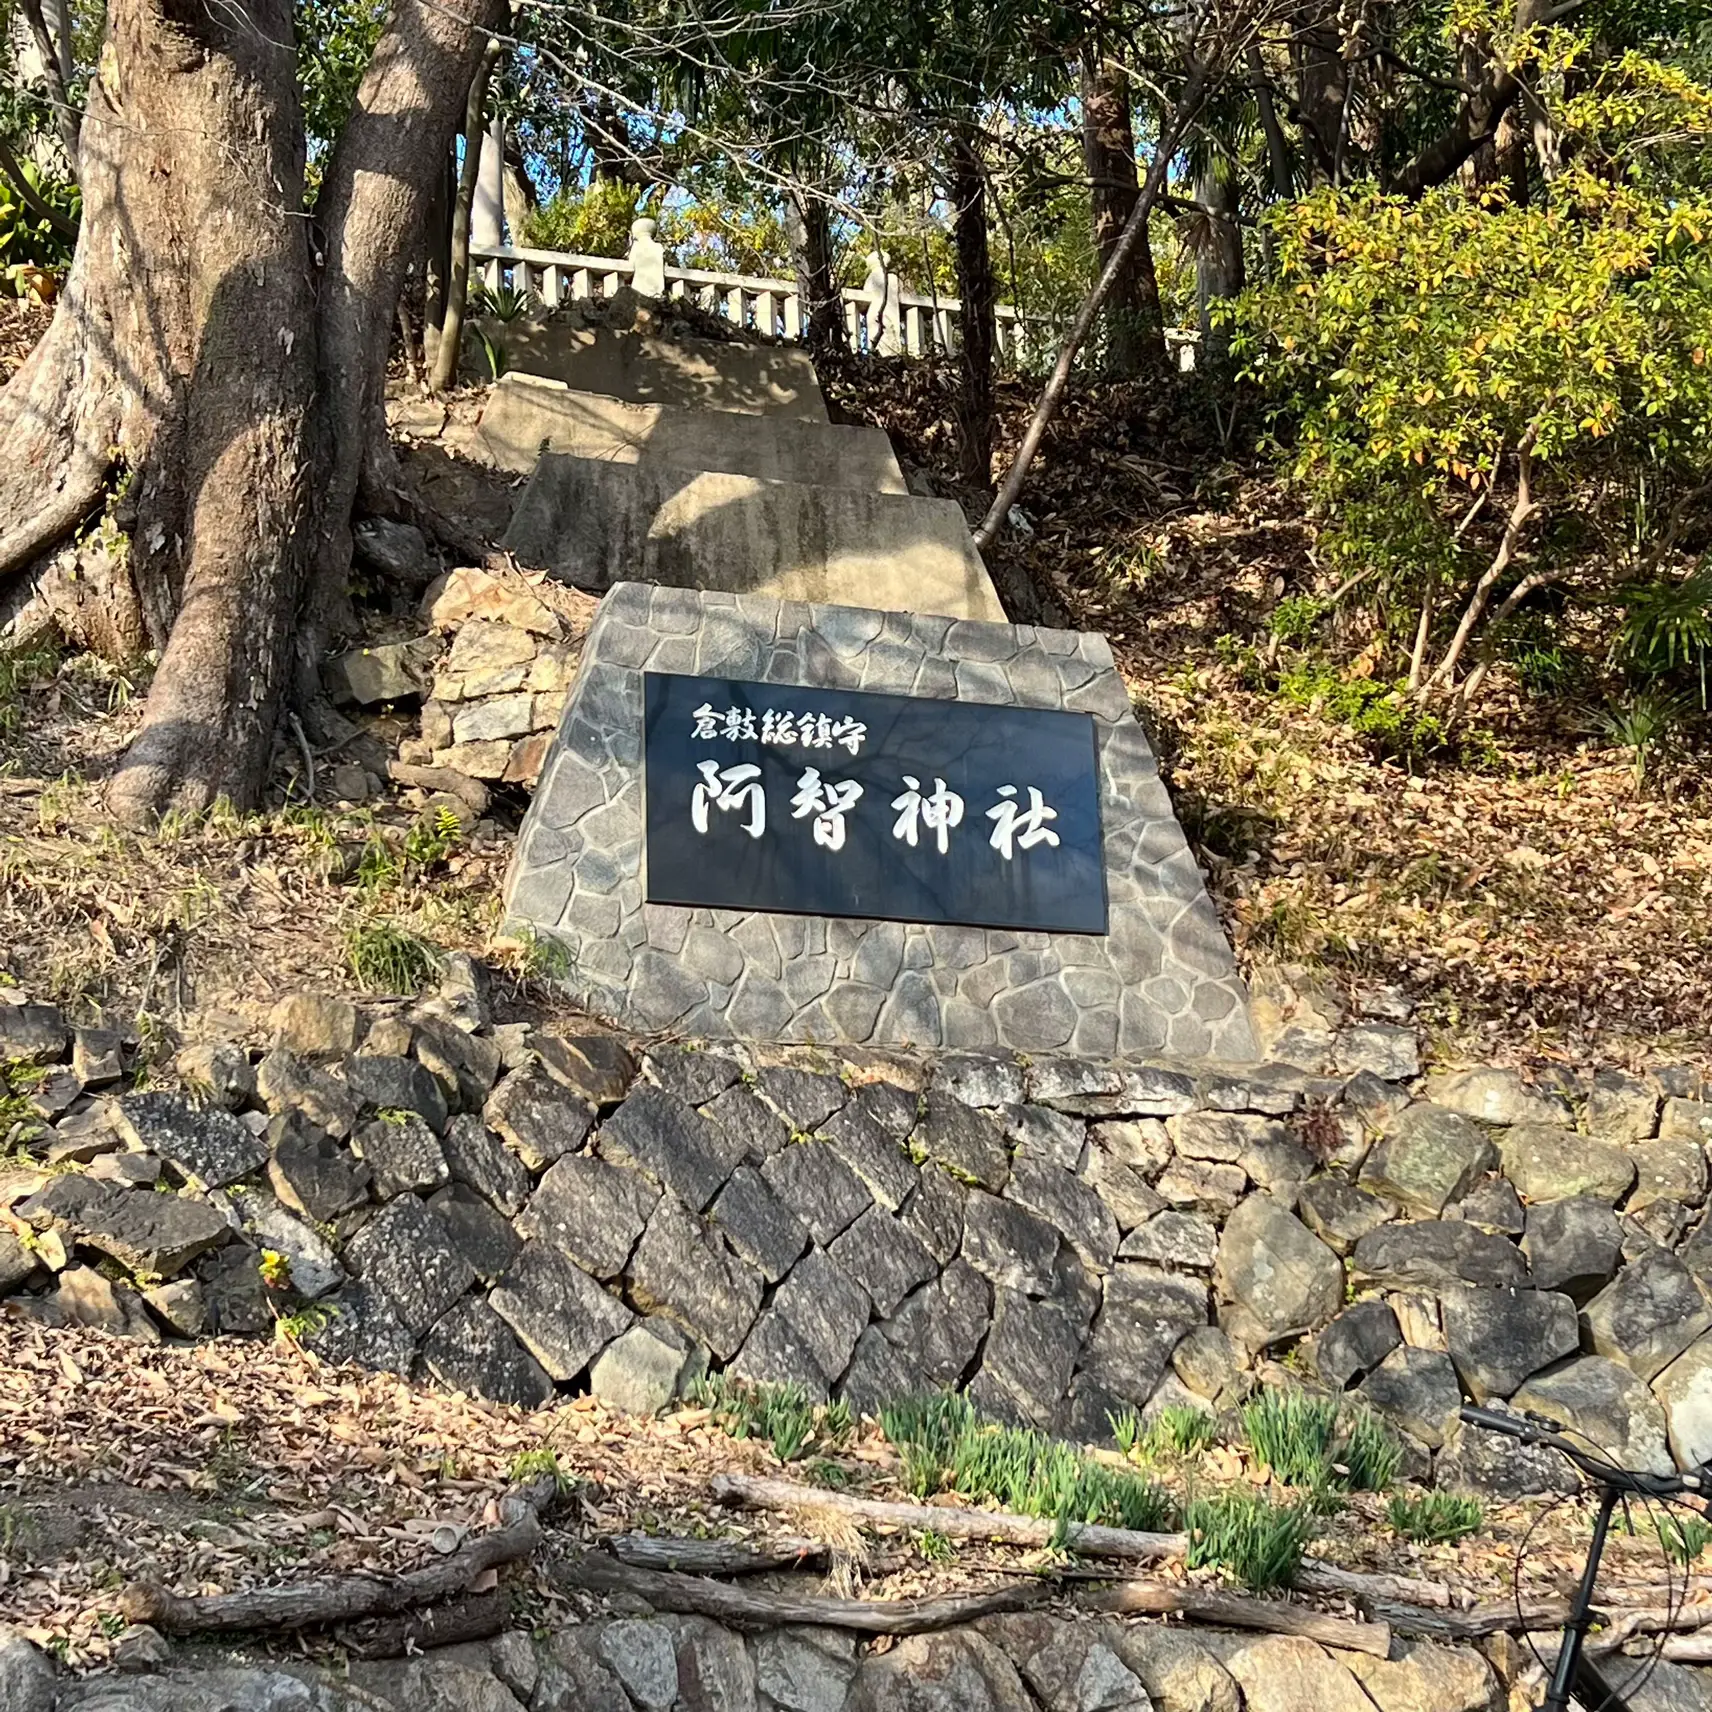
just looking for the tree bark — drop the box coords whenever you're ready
[1080,48,1164,372]
[422,152,453,375]
[18,0,82,167]
[949,129,995,489]
[431,38,502,393]
[0,0,504,827]
[1194,157,1244,362]
[1293,3,1349,184]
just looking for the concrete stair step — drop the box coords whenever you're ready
[503,454,1004,623]
[472,374,906,495]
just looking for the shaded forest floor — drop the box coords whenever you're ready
[825,356,1712,1072]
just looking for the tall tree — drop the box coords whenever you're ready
[0,0,502,825]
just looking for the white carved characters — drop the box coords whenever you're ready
[691,761,766,840]
[791,769,864,851]
[987,785,1060,860]
[890,776,965,854]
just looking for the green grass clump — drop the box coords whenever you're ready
[881,1390,1173,1533]
[1340,1405,1404,1493]
[1242,1389,1340,1487]
[1150,1405,1219,1459]
[1386,1491,1485,1546]
[1186,1490,1316,1591]
[344,918,439,993]
[691,1375,849,1464]
[1658,1512,1712,1566]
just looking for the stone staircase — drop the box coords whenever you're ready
[464,326,1005,623]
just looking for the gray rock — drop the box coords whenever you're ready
[979,1283,1092,1427]
[440,1114,531,1217]
[1005,1154,1118,1270]
[1088,1118,1171,1179]
[1315,1300,1402,1391]
[752,1627,858,1712]
[1112,1626,1239,1712]
[266,1115,371,1224]
[1154,1158,1248,1217]
[1522,1198,1623,1302]
[646,1044,744,1106]
[758,1066,848,1131]
[114,1092,267,1191]
[772,1248,873,1380]
[57,1666,341,1711]
[1422,1068,1573,1127]
[326,634,435,703]
[598,1084,732,1211]
[855,1079,921,1140]
[1661,1099,1712,1144]
[934,1054,1026,1110]
[175,1041,255,1111]
[981,1613,1151,1712]
[344,1193,475,1336]
[421,1295,555,1408]
[1498,1125,1635,1205]
[1456,1176,1526,1235]
[240,1188,344,1298]
[1030,1061,1195,1118]
[71,1027,124,1087]
[761,1141,872,1244]
[111,1621,172,1673]
[1333,1022,1420,1081]
[143,1278,207,1337]
[1214,1194,1345,1342]
[1296,1177,1397,1255]
[1358,1345,1461,1447]
[534,1032,638,1105]
[901,1164,967,1265]
[913,1090,1010,1191]
[596,1617,681,1710]
[1343,1642,1500,1712]
[412,1014,504,1111]
[1587,1069,1660,1141]
[879,1258,990,1389]
[664,1613,757,1712]
[1441,1284,1579,1400]
[429,1183,522,1281]
[519,1152,657,1278]
[703,1083,793,1163]
[536,1631,633,1712]
[1000,1104,1087,1171]
[819,1101,919,1210]
[732,1308,833,1399]
[491,1237,632,1379]
[19,1175,229,1278]
[840,1321,924,1416]
[962,1191,1063,1295]
[0,1003,66,1064]
[1079,1263,1207,1405]
[270,992,360,1057]
[1630,1139,1708,1213]
[342,1053,449,1133]
[48,1265,157,1338]
[256,1049,359,1138]
[485,1063,595,1171]
[712,1166,809,1281]
[828,1206,938,1316]
[1582,1246,1712,1380]
[1359,1104,1495,1217]
[301,1284,415,1373]
[846,1630,1035,1712]
[0,1227,39,1294]
[630,1195,762,1359]
[1652,1333,1712,1469]
[1170,1110,1289,1163]
[1512,1354,1673,1475]
[590,1318,699,1415]
[1119,1211,1218,1270]
[1620,1660,1712,1712]
[353,1113,448,1199]
[197,1243,275,1336]
[1173,1325,1243,1404]
[1351,1220,1528,1290]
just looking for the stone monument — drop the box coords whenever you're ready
[504,584,1256,1060]
[627,217,667,300]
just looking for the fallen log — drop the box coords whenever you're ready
[557,1550,1052,1634]
[336,1589,508,1658]
[608,1533,828,1576]
[1366,1596,1572,1642]
[709,1473,1449,1609]
[120,1480,553,1635]
[1086,1582,1391,1658]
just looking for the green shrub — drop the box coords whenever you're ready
[521,180,644,258]
[1275,660,1452,764]
[1386,1492,1484,1545]
[0,161,79,295]
[344,918,439,993]
[1186,1491,1316,1591]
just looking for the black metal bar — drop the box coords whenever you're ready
[1547,1486,1619,1712]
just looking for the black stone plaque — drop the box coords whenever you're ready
[642,671,1108,934]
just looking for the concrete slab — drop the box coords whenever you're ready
[475,322,828,421]
[504,454,1004,624]
[472,375,907,494]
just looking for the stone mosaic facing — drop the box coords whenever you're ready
[504,583,1257,1059]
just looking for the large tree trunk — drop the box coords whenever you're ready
[1080,48,1164,373]
[0,0,502,828]
[1293,2,1349,184]
[1194,158,1244,363]
[949,131,995,490]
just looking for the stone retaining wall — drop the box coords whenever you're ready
[10,1606,1629,1712]
[5,969,1712,1499]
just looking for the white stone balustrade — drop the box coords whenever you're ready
[469,238,1199,369]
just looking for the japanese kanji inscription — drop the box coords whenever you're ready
[643,671,1107,934]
